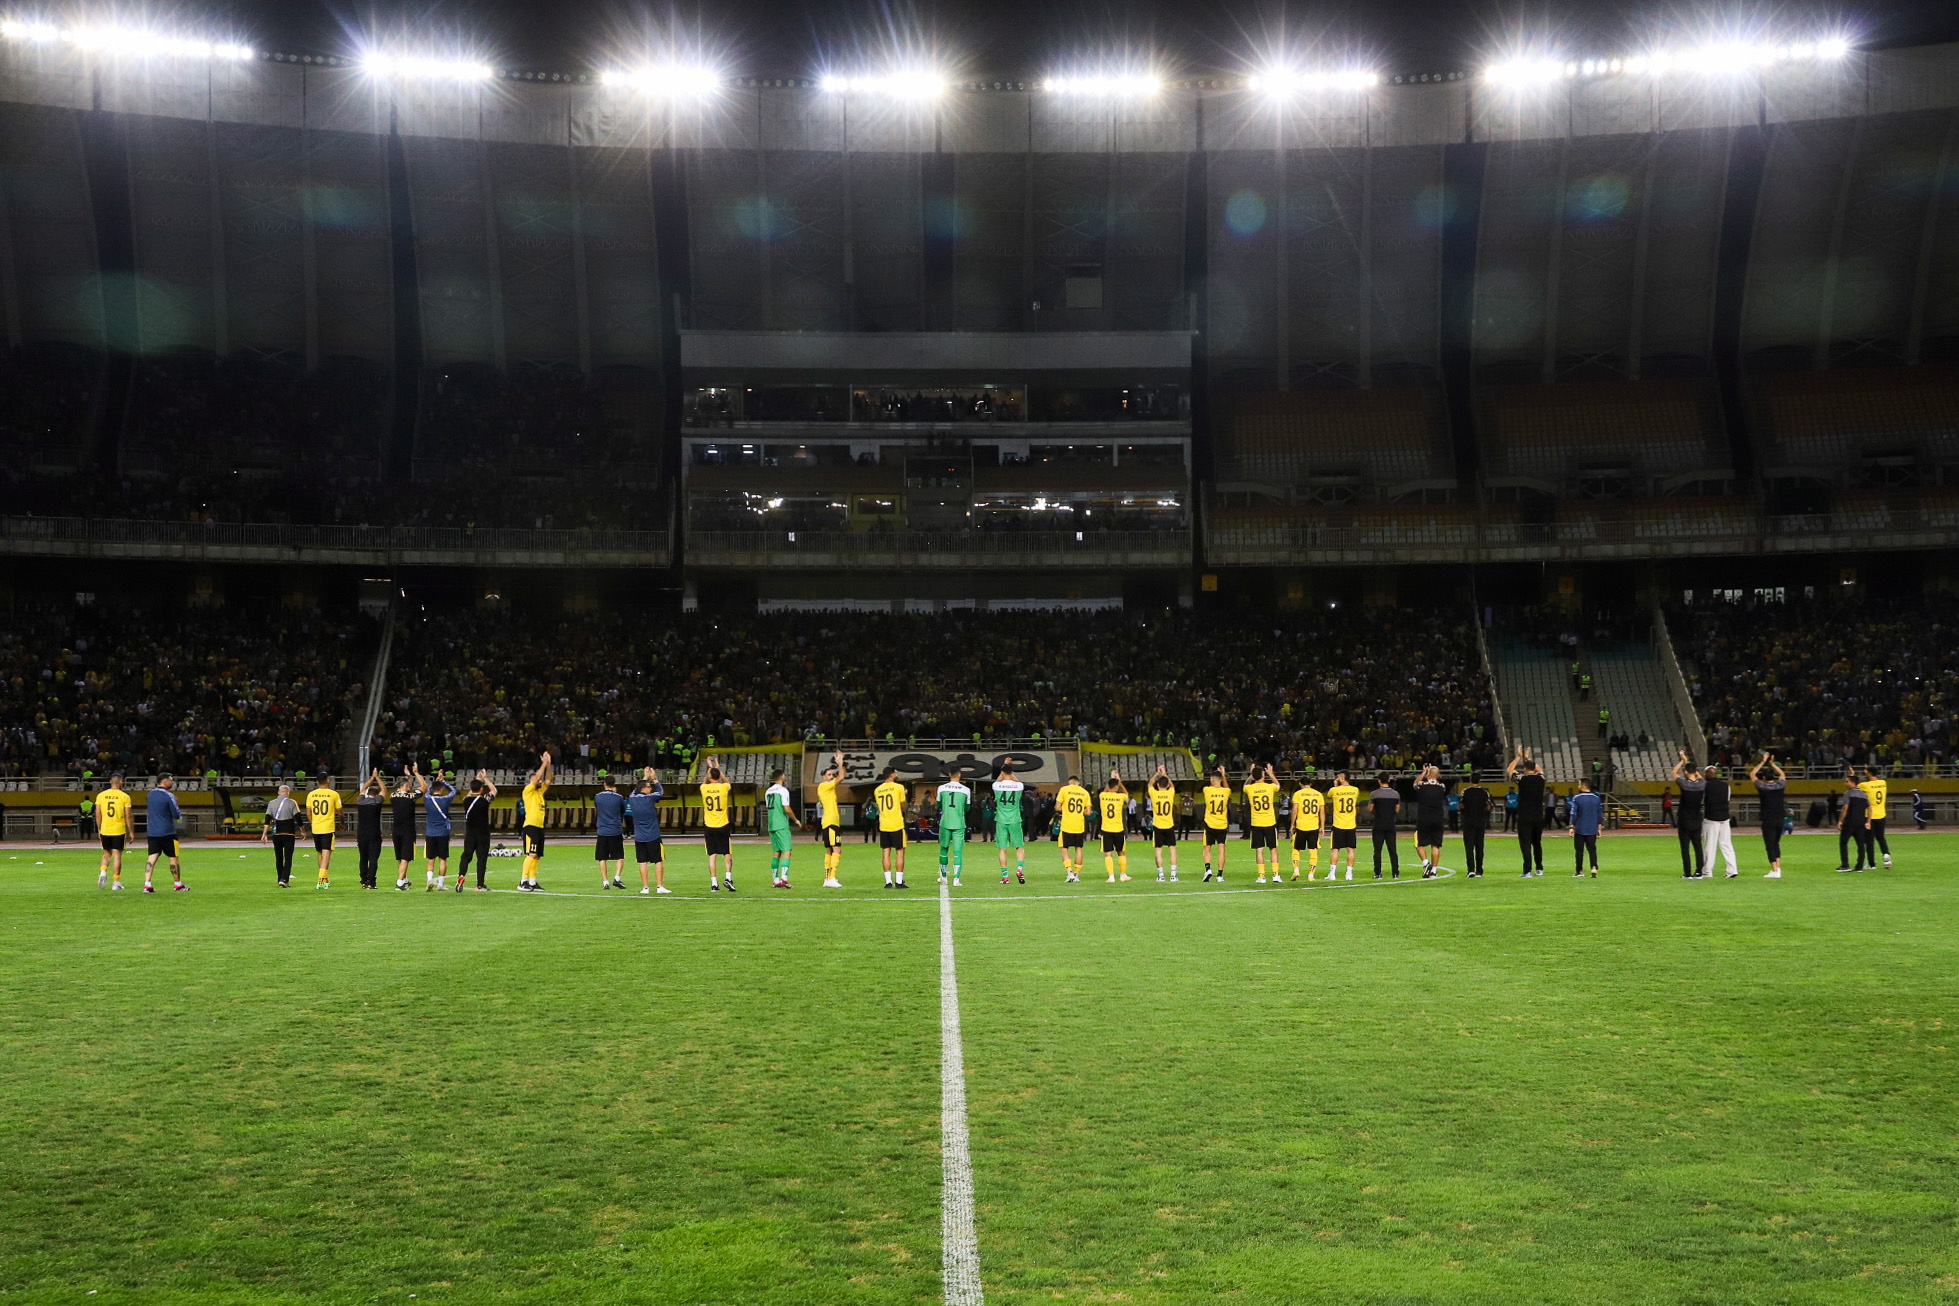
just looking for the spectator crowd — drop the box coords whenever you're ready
[0,606,374,779]
[1676,595,1959,771]
[373,607,1499,775]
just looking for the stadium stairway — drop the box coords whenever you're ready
[1589,640,1689,786]
[1491,640,1584,781]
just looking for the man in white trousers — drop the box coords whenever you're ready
[1699,763,1740,879]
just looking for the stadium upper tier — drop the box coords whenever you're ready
[2,41,1959,569]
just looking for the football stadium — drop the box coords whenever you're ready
[3,6,1959,1301]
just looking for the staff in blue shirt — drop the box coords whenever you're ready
[1568,778,1605,878]
[144,774,187,893]
[626,768,670,895]
[594,775,628,890]
[424,773,457,891]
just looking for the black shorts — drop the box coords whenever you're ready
[100,834,125,852]
[1293,828,1320,851]
[1204,827,1228,846]
[146,836,179,858]
[594,834,625,861]
[879,829,906,850]
[425,835,451,860]
[1061,830,1086,849]
[392,834,417,861]
[1101,831,1125,854]
[821,824,841,850]
[313,833,335,851]
[705,827,732,856]
[1154,827,1177,848]
[1331,828,1358,850]
[1417,823,1444,846]
[1250,826,1277,849]
[521,825,546,858]
[635,838,664,864]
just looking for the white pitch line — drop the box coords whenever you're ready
[939,880,984,1306]
[519,867,1456,905]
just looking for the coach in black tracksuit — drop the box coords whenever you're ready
[355,782,385,888]
[1506,746,1546,876]
[1458,780,1490,877]
[1671,750,1707,878]
[460,777,495,888]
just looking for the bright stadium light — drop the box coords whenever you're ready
[598,64,721,96]
[817,69,948,100]
[1043,72,1162,97]
[1247,67,1381,95]
[1485,35,1853,86]
[1,19,253,60]
[362,52,495,82]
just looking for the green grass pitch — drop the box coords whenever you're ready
[2,831,1955,1304]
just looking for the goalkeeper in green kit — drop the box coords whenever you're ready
[765,767,803,888]
[937,767,973,886]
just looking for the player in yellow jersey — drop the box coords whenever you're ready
[1098,770,1131,882]
[872,766,909,888]
[815,749,845,887]
[1326,770,1361,881]
[518,750,552,891]
[1200,767,1232,881]
[1148,763,1179,882]
[95,774,132,889]
[1290,777,1324,881]
[306,776,342,888]
[1244,764,1281,883]
[1862,766,1892,867]
[1055,774,1091,882]
[700,756,736,892]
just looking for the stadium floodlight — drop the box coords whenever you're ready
[2,19,253,60]
[1246,67,1381,96]
[816,69,948,100]
[598,64,721,96]
[362,52,495,82]
[1486,35,1853,86]
[1042,73,1162,97]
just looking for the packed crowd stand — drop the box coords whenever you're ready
[1674,596,1959,773]
[371,608,1502,777]
[0,606,375,779]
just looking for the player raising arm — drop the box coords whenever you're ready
[992,761,1027,885]
[1055,774,1092,883]
[766,767,804,887]
[518,750,552,892]
[628,768,671,894]
[1245,764,1281,883]
[1200,767,1232,882]
[1148,764,1179,882]
[938,766,973,886]
[700,756,736,892]
[1749,752,1788,879]
[816,750,845,887]
[391,767,427,891]
[1326,771,1361,881]
[1289,773,1323,881]
[1098,768,1131,883]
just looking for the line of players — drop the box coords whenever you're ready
[86,743,1900,895]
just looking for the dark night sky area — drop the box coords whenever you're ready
[188,0,1959,77]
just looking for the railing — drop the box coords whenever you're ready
[1204,507,1959,558]
[687,529,1191,557]
[1650,606,1710,763]
[683,419,1189,436]
[0,515,674,560]
[354,606,397,780]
